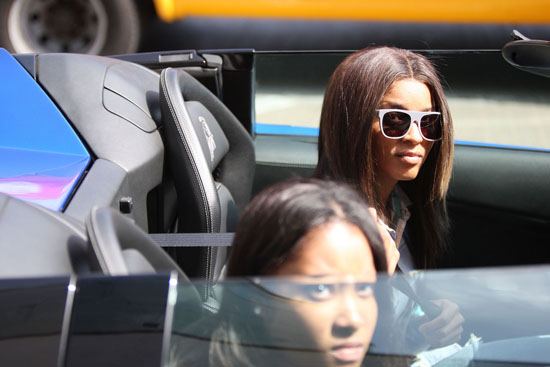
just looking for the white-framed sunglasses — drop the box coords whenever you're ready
[376,109,443,141]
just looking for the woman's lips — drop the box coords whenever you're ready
[396,152,422,165]
[329,343,366,363]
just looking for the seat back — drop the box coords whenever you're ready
[159,68,255,290]
[0,193,93,277]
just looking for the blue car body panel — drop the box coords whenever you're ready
[256,124,550,152]
[0,48,90,211]
[255,122,319,136]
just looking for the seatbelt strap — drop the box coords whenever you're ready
[392,267,442,320]
[149,233,234,247]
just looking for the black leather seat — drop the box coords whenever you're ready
[159,68,255,296]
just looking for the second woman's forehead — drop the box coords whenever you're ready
[273,222,377,282]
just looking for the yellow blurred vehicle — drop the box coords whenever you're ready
[1,0,548,56]
[153,0,550,24]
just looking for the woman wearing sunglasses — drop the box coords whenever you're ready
[314,46,454,271]
[313,47,464,354]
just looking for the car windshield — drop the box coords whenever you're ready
[167,267,550,366]
[254,50,550,150]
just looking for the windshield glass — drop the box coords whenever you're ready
[254,50,550,150]
[167,267,550,366]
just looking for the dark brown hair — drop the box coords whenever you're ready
[313,46,454,268]
[211,179,392,367]
[174,180,393,367]
[227,178,388,276]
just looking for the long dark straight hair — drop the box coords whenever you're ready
[313,46,454,268]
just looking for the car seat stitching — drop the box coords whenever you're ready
[161,71,212,233]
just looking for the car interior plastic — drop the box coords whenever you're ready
[34,53,165,231]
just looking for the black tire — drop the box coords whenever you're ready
[0,0,140,55]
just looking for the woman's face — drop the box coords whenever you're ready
[272,221,378,367]
[371,78,435,190]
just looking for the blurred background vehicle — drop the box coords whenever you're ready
[0,0,142,54]
[1,0,549,55]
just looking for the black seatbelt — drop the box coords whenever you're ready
[149,233,234,248]
[393,267,442,319]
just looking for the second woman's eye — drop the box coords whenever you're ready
[355,282,374,298]
[304,283,335,301]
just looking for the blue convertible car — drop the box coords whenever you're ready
[1,31,550,366]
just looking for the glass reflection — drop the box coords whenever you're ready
[169,276,382,367]
[169,266,550,367]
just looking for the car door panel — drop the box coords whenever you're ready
[444,144,550,267]
[252,140,550,268]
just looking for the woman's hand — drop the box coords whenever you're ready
[418,299,464,347]
[368,208,399,275]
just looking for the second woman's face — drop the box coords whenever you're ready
[371,78,435,189]
[272,221,378,367]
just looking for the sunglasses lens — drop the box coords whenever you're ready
[420,114,442,140]
[382,111,411,138]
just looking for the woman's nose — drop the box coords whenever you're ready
[403,120,424,143]
[333,296,363,337]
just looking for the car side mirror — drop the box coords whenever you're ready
[502,31,550,78]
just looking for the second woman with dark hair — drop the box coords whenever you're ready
[219,179,390,367]
[170,179,394,367]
